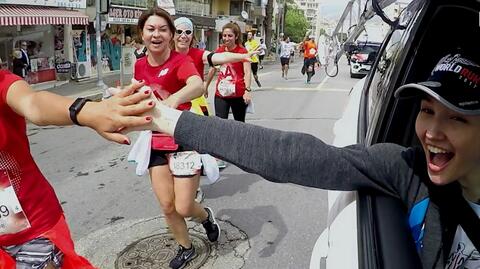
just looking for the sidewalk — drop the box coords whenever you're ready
[32,71,133,101]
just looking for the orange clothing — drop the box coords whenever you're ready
[303,40,317,59]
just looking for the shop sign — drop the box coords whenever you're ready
[55,61,71,73]
[107,6,144,25]
[0,0,86,8]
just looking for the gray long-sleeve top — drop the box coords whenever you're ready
[174,111,453,269]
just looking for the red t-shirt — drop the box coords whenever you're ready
[214,45,248,98]
[187,48,205,80]
[0,71,63,246]
[134,51,199,111]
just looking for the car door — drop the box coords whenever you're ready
[357,0,480,268]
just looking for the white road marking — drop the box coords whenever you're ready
[316,75,330,90]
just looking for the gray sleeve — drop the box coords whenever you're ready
[175,111,413,198]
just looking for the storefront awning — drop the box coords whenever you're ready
[0,5,88,26]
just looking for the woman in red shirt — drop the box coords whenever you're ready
[0,71,153,269]
[173,17,256,116]
[205,23,253,123]
[133,8,218,269]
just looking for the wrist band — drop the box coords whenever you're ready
[207,52,215,67]
[69,98,91,126]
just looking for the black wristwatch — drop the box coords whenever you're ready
[69,98,91,126]
[245,87,252,92]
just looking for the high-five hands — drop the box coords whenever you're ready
[110,85,182,136]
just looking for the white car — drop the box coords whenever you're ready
[311,0,480,268]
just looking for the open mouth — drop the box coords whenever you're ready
[150,40,163,46]
[427,145,454,172]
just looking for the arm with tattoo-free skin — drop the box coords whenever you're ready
[204,67,217,98]
[163,75,204,108]
[6,79,154,144]
[201,50,259,65]
[242,61,252,104]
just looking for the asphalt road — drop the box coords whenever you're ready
[29,56,359,269]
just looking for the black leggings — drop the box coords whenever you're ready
[214,96,247,122]
[251,62,258,76]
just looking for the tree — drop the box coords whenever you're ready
[284,6,309,43]
[264,0,274,56]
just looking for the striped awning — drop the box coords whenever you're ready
[0,5,88,26]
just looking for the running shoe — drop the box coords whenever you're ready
[216,159,227,169]
[169,245,196,269]
[254,76,262,87]
[202,207,220,242]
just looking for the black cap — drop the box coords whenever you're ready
[395,53,480,115]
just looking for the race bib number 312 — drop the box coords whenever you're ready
[0,170,30,235]
[168,151,202,177]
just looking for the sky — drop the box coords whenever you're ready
[320,0,356,20]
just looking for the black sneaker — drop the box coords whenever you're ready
[254,76,262,87]
[169,245,196,269]
[202,207,220,242]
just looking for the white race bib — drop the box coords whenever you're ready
[218,79,236,97]
[168,151,202,177]
[0,170,30,235]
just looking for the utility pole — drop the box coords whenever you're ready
[96,0,107,97]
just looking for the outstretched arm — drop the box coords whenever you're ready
[138,103,405,198]
[164,75,204,108]
[204,67,217,97]
[201,50,258,65]
[6,79,154,144]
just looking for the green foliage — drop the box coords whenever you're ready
[284,6,309,43]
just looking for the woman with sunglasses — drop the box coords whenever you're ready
[173,17,256,117]
[205,23,252,123]
[134,8,217,269]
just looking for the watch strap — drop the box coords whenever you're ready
[69,98,91,126]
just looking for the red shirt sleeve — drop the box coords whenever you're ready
[134,57,145,81]
[0,71,22,105]
[176,57,200,82]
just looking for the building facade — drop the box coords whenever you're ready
[0,0,89,84]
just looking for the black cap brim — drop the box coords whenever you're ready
[394,83,480,116]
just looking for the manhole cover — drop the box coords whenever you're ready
[115,233,210,269]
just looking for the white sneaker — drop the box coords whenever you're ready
[216,159,227,169]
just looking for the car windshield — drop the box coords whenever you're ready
[358,45,380,54]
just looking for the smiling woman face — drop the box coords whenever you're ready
[141,15,173,55]
[415,97,480,193]
[174,23,193,51]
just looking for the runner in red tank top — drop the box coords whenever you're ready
[205,22,253,123]
[0,71,153,268]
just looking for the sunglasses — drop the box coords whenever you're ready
[175,29,192,36]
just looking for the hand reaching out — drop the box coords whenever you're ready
[80,81,155,144]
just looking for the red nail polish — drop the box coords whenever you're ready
[144,90,150,94]
[123,139,130,145]
[148,101,153,106]
[146,116,152,121]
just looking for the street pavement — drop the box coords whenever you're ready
[29,56,360,269]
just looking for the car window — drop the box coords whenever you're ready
[364,28,405,144]
[360,0,425,145]
[357,45,380,54]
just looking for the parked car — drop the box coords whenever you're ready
[348,41,382,78]
[310,0,480,268]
